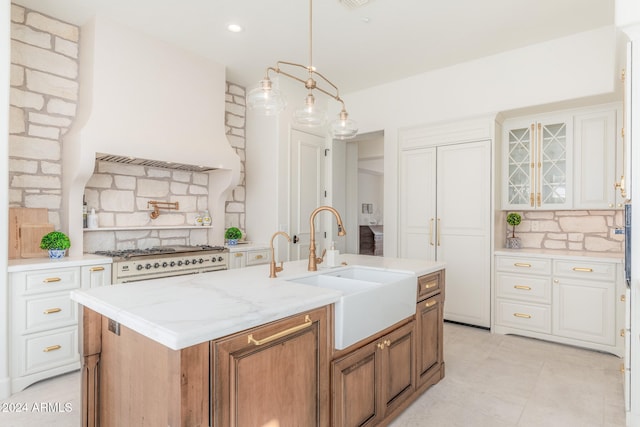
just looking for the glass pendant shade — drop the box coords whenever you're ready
[293,93,327,127]
[330,110,358,140]
[246,79,286,115]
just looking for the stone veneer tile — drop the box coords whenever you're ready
[9,135,60,159]
[24,194,61,209]
[114,175,136,190]
[28,112,72,127]
[11,40,77,78]
[11,174,60,188]
[188,185,208,195]
[26,69,78,100]
[559,216,607,232]
[137,179,170,198]
[11,22,51,48]
[41,161,61,174]
[26,12,79,42]
[9,159,37,173]
[47,98,76,116]
[11,4,25,23]
[10,64,24,86]
[101,190,135,211]
[28,124,60,139]
[86,174,113,188]
[170,182,188,195]
[10,87,44,109]
[54,37,78,58]
[9,106,25,134]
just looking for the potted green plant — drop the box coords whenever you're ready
[506,212,522,249]
[40,231,71,259]
[224,227,242,245]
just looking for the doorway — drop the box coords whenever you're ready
[332,130,384,256]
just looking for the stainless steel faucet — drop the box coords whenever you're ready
[269,231,292,278]
[308,206,346,271]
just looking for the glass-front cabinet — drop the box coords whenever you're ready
[502,114,573,210]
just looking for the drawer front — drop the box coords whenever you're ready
[496,256,551,275]
[417,271,442,300]
[495,299,551,334]
[21,293,78,334]
[496,273,551,304]
[246,249,271,266]
[16,327,79,376]
[553,260,616,281]
[23,268,81,294]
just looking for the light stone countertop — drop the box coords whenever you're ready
[494,248,623,263]
[70,254,445,350]
[8,254,113,272]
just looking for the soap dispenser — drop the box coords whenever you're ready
[87,208,98,229]
[326,241,339,267]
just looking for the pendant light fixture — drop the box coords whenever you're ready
[246,0,358,140]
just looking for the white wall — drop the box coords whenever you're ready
[357,172,383,225]
[1,0,11,399]
[339,26,617,256]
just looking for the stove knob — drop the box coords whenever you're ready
[137,264,144,271]
[154,263,160,269]
[211,257,217,263]
[192,258,197,265]
[177,260,183,266]
[145,263,152,270]
[185,260,190,265]
[162,262,168,268]
[218,256,223,262]
[199,258,204,264]
[170,261,176,267]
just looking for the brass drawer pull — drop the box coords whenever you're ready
[514,285,531,291]
[43,277,62,283]
[572,267,593,273]
[513,313,531,319]
[514,263,531,268]
[43,345,61,352]
[235,253,243,258]
[43,308,62,314]
[248,315,312,346]
[424,281,437,290]
[90,266,105,272]
[425,300,437,308]
[255,254,264,260]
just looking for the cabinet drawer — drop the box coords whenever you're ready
[16,326,79,376]
[496,273,551,304]
[417,271,442,301]
[246,249,270,266]
[496,256,551,275]
[22,268,81,294]
[495,299,551,334]
[20,293,78,334]
[553,260,616,281]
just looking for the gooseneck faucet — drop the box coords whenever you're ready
[269,231,292,278]
[308,206,346,271]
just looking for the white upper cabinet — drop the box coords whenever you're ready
[502,114,573,210]
[502,103,622,211]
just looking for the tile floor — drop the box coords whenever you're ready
[0,322,627,427]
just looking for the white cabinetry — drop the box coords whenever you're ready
[399,122,492,328]
[502,114,572,210]
[228,247,271,269]
[9,260,111,393]
[494,252,624,356]
[502,104,622,210]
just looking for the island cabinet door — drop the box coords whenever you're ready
[415,292,444,391]
[211,306,330,427]
[331,321,415,427]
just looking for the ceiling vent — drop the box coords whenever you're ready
[339,0,371,10]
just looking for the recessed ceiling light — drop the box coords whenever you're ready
[227,24,243,33]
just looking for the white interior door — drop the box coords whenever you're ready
[290,129,326,261]
[437,140,491,327]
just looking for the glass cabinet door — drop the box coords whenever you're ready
[539,122,568,206]
[505,124,534,208]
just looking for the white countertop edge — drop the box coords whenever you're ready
[494,249,623,263]
[8,254,113,272]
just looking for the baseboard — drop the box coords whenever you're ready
[0,376,11,400]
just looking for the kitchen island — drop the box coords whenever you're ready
[71,254,446,427]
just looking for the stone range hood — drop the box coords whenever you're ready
[63,16,240,256]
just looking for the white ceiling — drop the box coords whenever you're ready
[13,0,614,94]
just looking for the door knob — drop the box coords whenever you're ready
[293,235,299,244]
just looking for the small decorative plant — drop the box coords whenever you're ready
[224,227,242,245]
[505,213,522,249]
[506,212,522,238]
[40,231,71,259]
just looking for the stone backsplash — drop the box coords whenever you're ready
[503,210,624,253]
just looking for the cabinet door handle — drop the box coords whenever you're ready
[235,253,243,258]
[513,285,531,291]
[255,254,263,260]
[43,345,61,352]
[43,308,62,314]
[514,263,531,268]
[90,266,105,272]
[513,313,531,319]
[572,267,593,273]
[437,218,441,246]
[425,300,437,308]
[43,277,62,283]
[247,315,312,346]
[429,218,434,246]
[424,281,438,290]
